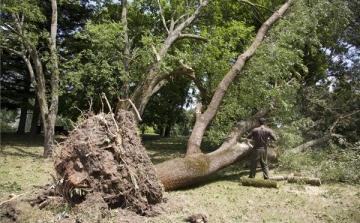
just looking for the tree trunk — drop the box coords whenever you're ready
[156,142,252,190]
[29,100,40,137]
[164,122,171,137]
[156,101,275,190]
[42,0,59,158]
[16,106,27,134]
[43,118,56,157]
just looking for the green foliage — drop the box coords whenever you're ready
[279,151,318,173]
[278,142,360,185]
[0,109,18,132]
[141,75,192,137]
[319,144,360,184]
[276,117,315,151]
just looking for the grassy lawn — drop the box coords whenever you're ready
[1,133,360,223]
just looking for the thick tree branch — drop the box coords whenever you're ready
[290,109,360,154]
[290,133,344,153]
[130,0,212,115]
[186,0,294,155]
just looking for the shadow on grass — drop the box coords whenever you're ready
[0,146,42,158]
[0,133,46,158]
[1,132,44,146]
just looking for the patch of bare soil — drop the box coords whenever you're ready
[49,110,163,219]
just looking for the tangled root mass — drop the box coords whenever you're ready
[54,110,163,216]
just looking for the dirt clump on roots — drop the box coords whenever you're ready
[53,110,164,218]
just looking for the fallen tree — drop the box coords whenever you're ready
[154,0,294,190]
[155,103,272,190]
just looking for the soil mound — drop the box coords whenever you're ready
[53,110,163,216]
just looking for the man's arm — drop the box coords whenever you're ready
[269,130,277,141]
[247,130,253,139]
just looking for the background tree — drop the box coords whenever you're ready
[1,0,92,156]
[0,51,34,134]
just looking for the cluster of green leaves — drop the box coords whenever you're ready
[206,0,358,145]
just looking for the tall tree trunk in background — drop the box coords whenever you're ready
[42,0,59,157]
[16,79,30,134]
[164,119,172,137]
[16,105,27,134]
[4,0,59,157]
[155,0,294,190]
[29,100,40,137]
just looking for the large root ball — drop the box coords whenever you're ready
[53,110,163,216]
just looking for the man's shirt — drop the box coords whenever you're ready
[247,126,277,149]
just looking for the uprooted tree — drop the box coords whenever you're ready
[48,2,295,214]
[55,0,358,195]
[47,0,294,196]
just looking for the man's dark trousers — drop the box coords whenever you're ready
[249,148,269,179]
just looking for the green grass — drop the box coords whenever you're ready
[1,133,360,223]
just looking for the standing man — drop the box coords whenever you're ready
[247,118,277,179]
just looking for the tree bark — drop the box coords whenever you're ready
[156,141,252,190]
[16,106,27,134]
[241,177,278,188]
[29,99,40,137]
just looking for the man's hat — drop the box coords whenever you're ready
[259,118,266,124]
